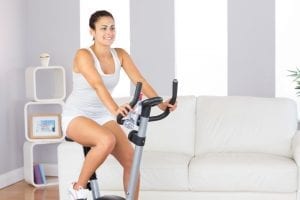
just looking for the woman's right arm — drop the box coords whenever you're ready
[73,49,130,116]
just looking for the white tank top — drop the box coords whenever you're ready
[63,48,121,119]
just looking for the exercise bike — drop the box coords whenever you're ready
[66,79,178,200]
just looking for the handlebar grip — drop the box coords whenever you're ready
[169,79,178,105]
[116,111,125,124]
[117,82,143,124]
[130,82,142,107]
[149,79,178,122]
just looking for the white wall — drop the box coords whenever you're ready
[175,0,227,96]
[276,0,300,108]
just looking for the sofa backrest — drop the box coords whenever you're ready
[144,95,196,155]
[195,96,298,157]
[116,95,196,156]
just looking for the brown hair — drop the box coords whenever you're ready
[89,10,114,30]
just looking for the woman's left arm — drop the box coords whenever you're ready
[116,48,176,111]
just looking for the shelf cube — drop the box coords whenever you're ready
[23,141,60,187]
[25,66,66,102]
[24,101,64,142]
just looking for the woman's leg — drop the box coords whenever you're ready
[66,116,116,189]
[103,121,140,200]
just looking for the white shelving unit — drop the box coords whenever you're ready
[23,65,66,187]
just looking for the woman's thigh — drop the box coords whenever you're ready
[103,121,134,166]
[66,116,116,148]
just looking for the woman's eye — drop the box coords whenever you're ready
[100,26,115,31]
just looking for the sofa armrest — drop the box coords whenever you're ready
[292,130,300,165]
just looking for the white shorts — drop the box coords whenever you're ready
[61,107,115,136]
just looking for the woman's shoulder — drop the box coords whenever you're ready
[114,48,130,58]
[113,48,131,65]
[76,48,92,56]
[114,47,128,53]
[73,48,94,67]
[74,48,93,60]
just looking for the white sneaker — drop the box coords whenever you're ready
[68,183,88,200]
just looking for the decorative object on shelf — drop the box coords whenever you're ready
[288,67,300,96]
[24,102,64,142]
[33,163,47,184]
[28,114,62,139]
[39,53,50,67]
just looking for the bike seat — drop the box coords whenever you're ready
[65,136,74,142]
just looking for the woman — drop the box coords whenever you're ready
[62,10,176,200]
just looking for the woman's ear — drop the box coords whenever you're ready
[90,29,95,40]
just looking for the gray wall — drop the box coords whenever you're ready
[0,0,27,175]
[130,0,175,96]
[228,0,275,97]
[26,0,80,92]
[0,0,80,176]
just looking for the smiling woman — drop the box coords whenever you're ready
[80,0,130,97]
[62,8,177,200]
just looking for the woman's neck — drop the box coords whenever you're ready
[91,44,111,57]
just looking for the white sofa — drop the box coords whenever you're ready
[58,95,300,200]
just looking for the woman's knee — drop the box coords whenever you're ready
[95,132,116,154]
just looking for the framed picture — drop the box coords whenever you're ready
[29,114,62,139]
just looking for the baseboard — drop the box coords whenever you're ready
[0,167,24,189]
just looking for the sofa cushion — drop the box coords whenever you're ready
[189,153,297,192]
[98,151,192,191]
[58,142,191,193]
[195,96,297,157]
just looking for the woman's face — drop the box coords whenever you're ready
[91,16,115,46]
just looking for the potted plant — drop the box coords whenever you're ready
[288,68,300,96]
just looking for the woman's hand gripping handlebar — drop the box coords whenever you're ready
[116,79,178,125]
[117,82,143,125]
[147,79,178,122]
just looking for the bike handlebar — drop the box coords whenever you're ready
[117,82,142,124]
[117,79,178,124]
[148,79,178,122]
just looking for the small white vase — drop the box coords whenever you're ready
[39,53,50,67]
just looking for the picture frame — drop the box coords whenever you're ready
[28,114,62,139]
